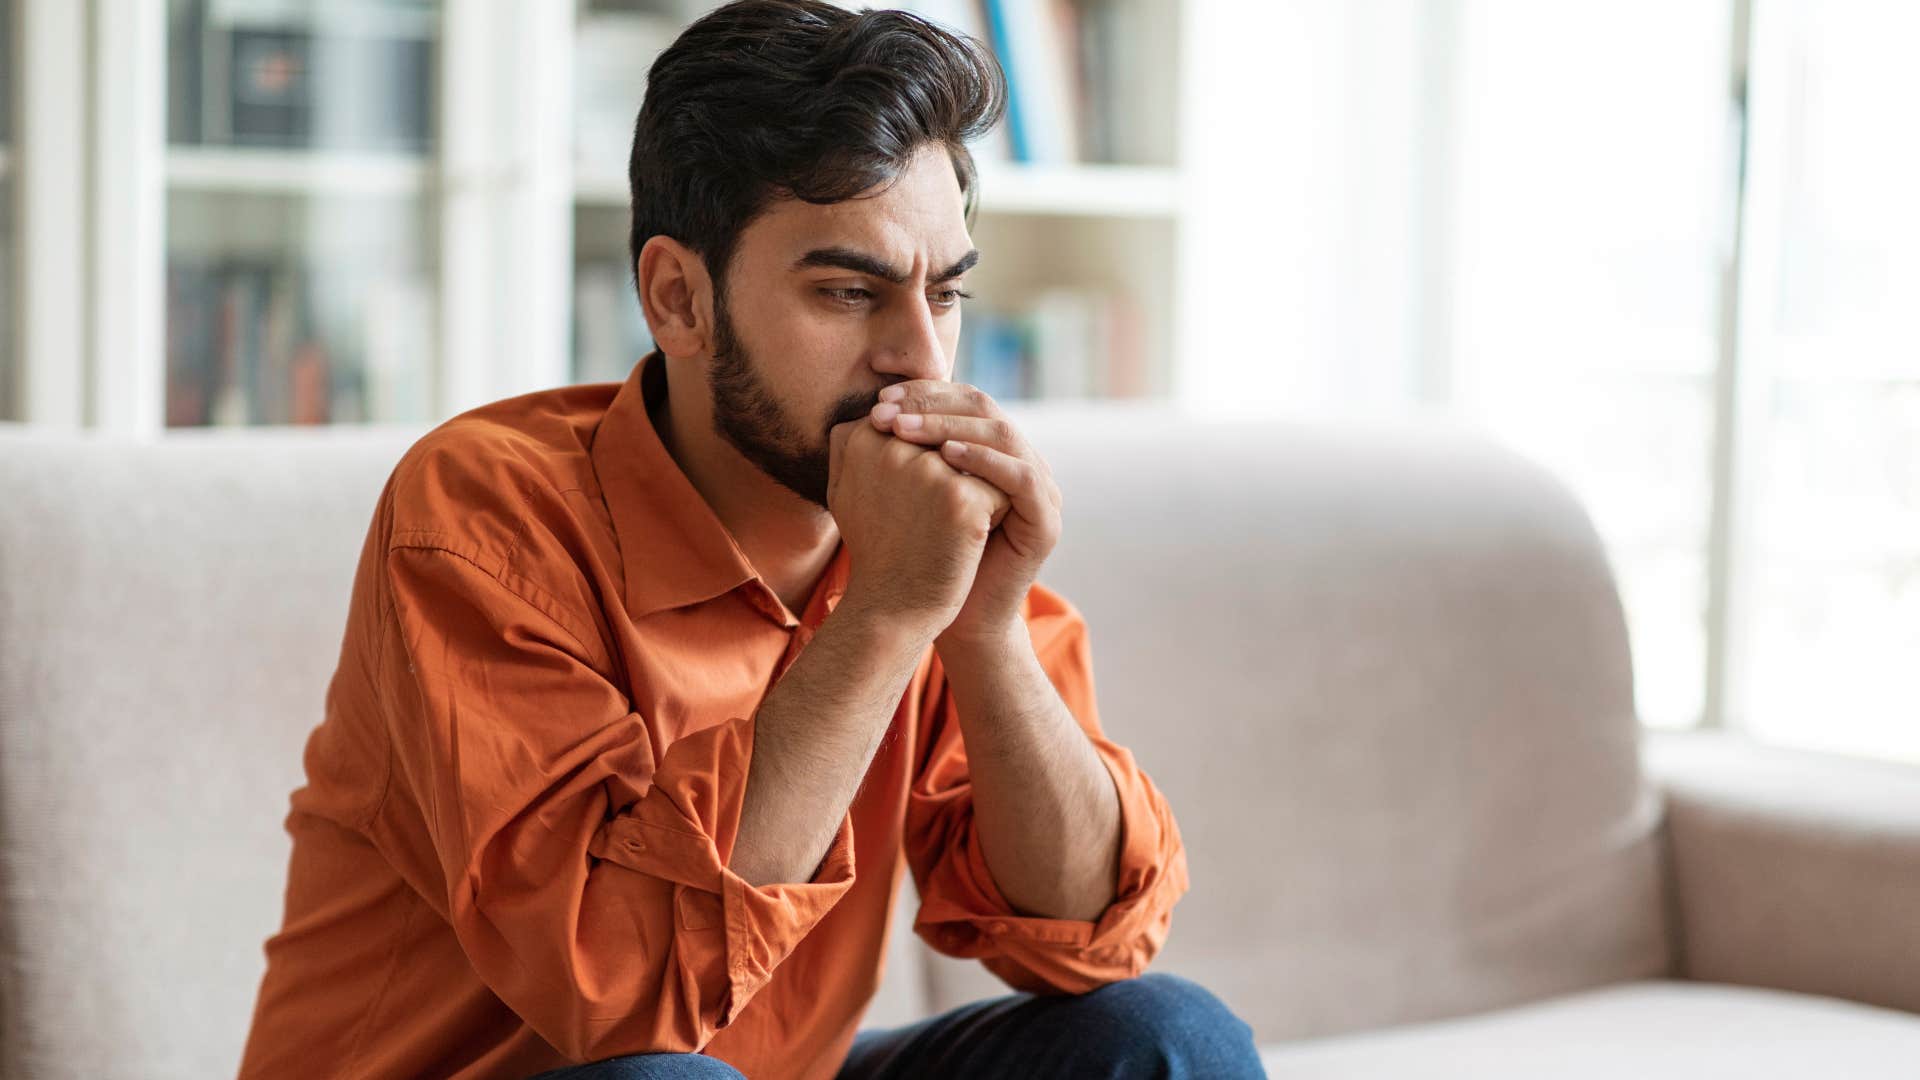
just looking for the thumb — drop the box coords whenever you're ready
[827,420,858,499]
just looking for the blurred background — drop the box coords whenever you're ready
[0,0,1913,764]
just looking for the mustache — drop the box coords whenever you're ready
[824,391,883,433]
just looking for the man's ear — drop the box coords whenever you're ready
[637,235,713,358]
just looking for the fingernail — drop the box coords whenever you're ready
[872,402,900,422]
[878,385,907,402]
[896,413,923,430]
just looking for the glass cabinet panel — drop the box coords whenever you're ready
[0,0,15,420]
[570,0,678,384]
[163,0,440,426]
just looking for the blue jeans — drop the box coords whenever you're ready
[526,973,1265,1078]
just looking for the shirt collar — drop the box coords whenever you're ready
[589,349,849,625]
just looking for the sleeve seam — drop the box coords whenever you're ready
[359,592,401,831]
[388,536,605,666]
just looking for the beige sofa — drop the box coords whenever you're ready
[2,407,1916,1078]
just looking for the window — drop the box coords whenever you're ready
[1732,0,1920,761]
[1445,0,1732,732]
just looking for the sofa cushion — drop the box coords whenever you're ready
[1257,980,1920,1077]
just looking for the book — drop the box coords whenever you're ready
[956,287,1148,401]
[1032,288,1095,398]
[904,0,1014,164]
[983,0,1080,164]
[165,257,435,426]
[958,310,1032,400]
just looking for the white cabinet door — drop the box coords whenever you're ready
[162,0,444,427]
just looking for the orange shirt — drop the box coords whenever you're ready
[237,350,1188,1080]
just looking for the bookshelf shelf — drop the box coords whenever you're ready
[973,163,1181,219]
[573,162,1183,221]
[166,147,432,198]
[571,168,628,209]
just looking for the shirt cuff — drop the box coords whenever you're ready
[914,738,1188,990]
[717,809,856,1022]
[588,714,859,1025]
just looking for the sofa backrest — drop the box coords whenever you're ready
[914,406,1673,1040]
[0,407,1671,1077]
[0,425,420,1079]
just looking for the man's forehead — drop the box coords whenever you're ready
[750,199,974,277]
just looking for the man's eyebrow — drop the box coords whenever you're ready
[790,246,980,285]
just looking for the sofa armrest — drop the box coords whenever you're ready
[1645,730,1920,1016]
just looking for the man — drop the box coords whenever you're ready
[237,2,1262,1077]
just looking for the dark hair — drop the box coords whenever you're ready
[626,0,1006,302]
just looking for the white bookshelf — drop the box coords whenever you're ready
[574,161,1182,221]
[166,147,433,198]
[570,0,1193,403]
[973,162,1182,219]
[0,139,11,425]
[4,0,1196,430]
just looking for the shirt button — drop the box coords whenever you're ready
[988,920,1011,934]
[625,838,646,853]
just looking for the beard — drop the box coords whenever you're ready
[708,285,878,509]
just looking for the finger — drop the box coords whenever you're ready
[876,381,1003,421]
[938,440,1056,528]
[881,412,1027,459]
[959,472,1013,530]
[880,408,1057,498]
[829,417,858,458]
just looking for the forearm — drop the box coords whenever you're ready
[730,602,931,886]
[937,627,1122,922]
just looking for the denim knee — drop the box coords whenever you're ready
[524,1052,745,1080]
[1073,973,1263,1076]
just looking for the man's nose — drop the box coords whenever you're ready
[872,295,949,383]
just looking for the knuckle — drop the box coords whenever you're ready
[940,484,974,518]
[914,451,953,482]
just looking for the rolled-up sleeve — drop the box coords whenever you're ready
[380,541,855,1061]
[905,583,1189,995]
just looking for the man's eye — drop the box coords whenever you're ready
[933,289,975,308]
[822,287,873,305]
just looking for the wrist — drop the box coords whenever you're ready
[827,590,943,656]
[935,616,1030,667]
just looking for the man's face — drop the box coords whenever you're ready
[706,142,978,508]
